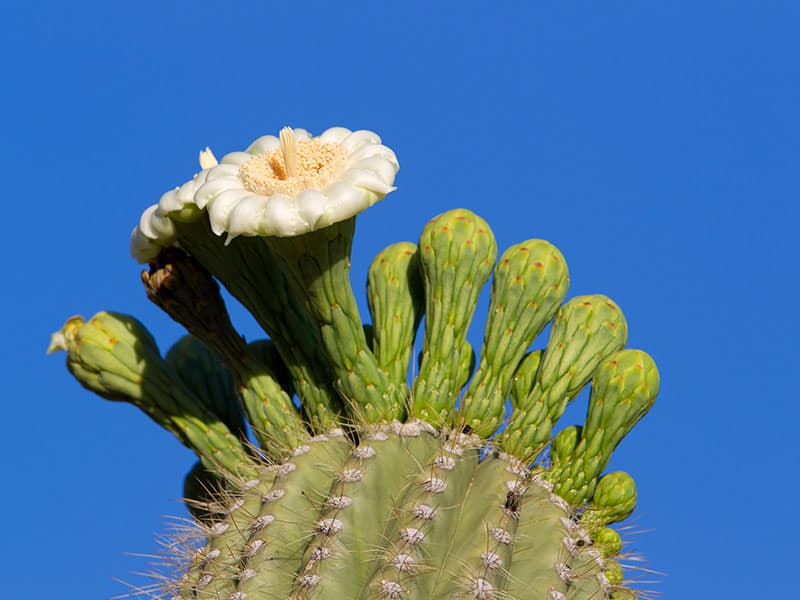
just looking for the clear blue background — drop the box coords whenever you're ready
[4,1,798,598]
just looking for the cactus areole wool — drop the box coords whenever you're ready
[51,125,659,599]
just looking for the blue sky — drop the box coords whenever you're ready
[4,1,798,597]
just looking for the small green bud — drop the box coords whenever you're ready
[604,559,624,586]
[510,349,542,408]
[366,241,425,385]
[49,312,164,404]
[50,311,254,478]
[412,209,497,424]
[582,471,638,530]
[551,425,581,467]
[593,527,623,557]
[501,294,629,458]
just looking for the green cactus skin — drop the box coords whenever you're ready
[181,476,276,598]
[429,455,526,598]
[412,209,498,426]
[52,203,660,600]
[265,218,406,423]
[165,336,246,439]
[506,471,580,599]
[565,548,612,600]
[366,242,425,388]
[173,216,342,432]
[143,244,320,454]
[365,432,482,598]
[235,433,352,599]
[232,347,309,455]
[291,425,440,598]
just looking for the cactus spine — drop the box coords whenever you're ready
[51,127,660,599]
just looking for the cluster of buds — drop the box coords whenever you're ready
[50,126,658,599]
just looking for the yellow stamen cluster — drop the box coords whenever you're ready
[240,127,348,197]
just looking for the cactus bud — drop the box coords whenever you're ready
[581,471,638,530]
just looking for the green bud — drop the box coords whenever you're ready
[581,471,638,530]
[551,425,581,467]
[551,349,659,504]
[461,239,568,436]
[367,241,425,386]
[604,559,624,586]
[412,209,497,424]
[502,295,628,458]
[593,527,623,557]
[49,312,165,404]
[510,350,542,408]
[49,311,255,478]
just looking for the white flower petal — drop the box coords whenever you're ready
[194,176,245,210]
[221,152,252,166]
[226,195,270,239]
[321,182,372,226]
[263,194,307,237]
[193,169,211,186]
[138,205,176,241]
[208,188,254,236]
[246,135,280,154]
[158,188,182,213]
[342,167,396,195]
[295,189,329,229]
[340,130,382,153]
[176,178,199,206]
[151,213,177,242]
[206,164,241,181]
[130,226,163,263]
[318,127,352,144]
[347,143,399,168]
[352,156,398,186]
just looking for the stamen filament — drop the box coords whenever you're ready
[279,127,298,179]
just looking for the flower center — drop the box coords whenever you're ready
[240,127,348,197]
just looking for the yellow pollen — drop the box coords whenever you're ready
[240,131,348,197]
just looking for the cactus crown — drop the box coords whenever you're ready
[51,126,659,599]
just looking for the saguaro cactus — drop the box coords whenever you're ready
[50,126,659,599]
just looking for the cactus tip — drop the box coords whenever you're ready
[47,315,84,354]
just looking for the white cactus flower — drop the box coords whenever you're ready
[129,126,398,263]
[198,126,398,241]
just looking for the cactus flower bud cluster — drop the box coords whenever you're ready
[51,126,659,599]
